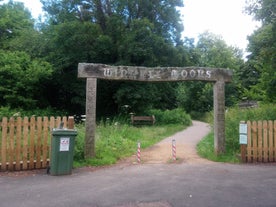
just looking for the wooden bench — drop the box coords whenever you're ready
[238,100,258,109]
[131,115,155,125]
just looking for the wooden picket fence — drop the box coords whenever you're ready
[0,116,74,171]
[241,120,276,163]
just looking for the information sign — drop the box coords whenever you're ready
[239,123,248,144]
[60,137,70,151]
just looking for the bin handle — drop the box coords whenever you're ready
[59,122,64,129]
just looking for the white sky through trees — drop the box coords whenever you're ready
[181,0,260,53]
[4,0,260,53]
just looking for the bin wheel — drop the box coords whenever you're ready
[46,166,51,174]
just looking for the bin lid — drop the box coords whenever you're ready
[52,128,77,136]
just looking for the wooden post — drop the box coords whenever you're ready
[9,117,15,171]
[213,80,226,154]
[1,118,8,171]
[263,120,268,162]
[29,116,35,170]
[252,121,257,162]
[68,116,74,129]
[23,117,29,170]
[85,78,97,159]
[240,144,247,162]
[257,121,263,162]
[247,121,252,162]
[268,121,273,162]
[42,117,49,168]
[36,117,42,169]
[16,117,22,170]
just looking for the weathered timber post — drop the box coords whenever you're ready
[78,63,233,158]
[85,78,97,158]
[213,80,226,154]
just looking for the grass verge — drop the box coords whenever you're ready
[197,132,240,163]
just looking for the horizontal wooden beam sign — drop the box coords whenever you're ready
[78,63,233,82]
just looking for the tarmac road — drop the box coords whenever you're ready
[1,121,276,207]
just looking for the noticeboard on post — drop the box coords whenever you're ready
[239,122,248,144]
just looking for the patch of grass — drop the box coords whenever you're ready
[197,132,240,163]
[74,122,188,167]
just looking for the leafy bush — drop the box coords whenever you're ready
[74,124,86,161]
[0,50,53,109]
[0,106,67,119]
[148,108,192,125]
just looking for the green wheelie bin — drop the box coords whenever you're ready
[50,128,77,175]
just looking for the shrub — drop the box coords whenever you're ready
[0,106,67,119]
[148,108,192,125]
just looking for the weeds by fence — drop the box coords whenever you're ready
[0,116,74,171]
[241,120,276,163]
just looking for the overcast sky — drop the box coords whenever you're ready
[181,0,260,52]
[5,0,260,53]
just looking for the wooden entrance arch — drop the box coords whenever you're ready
[78,63,233,159]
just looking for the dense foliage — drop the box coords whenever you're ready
[148,108,191,126]
[243,0,276,102]
[0,0,274,118]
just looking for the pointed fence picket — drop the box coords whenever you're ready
[0,116,74,171]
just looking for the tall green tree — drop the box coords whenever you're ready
[114,0,184,44]
[176,32,244,113]
[0,50,53,109]
[0,1,34,48]
[245,0,276,102]
[195,32,244,69]
[38,0,188,115]
[0,1,54,109]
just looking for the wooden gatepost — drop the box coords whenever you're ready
[78,63,233,159]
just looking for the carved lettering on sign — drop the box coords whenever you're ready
[104,68,112,77]
[171,69,211,80]
[103,68,212,80]
[79,64,233,82]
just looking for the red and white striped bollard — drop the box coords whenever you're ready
[172,139,176,161]
[137,141,141,163]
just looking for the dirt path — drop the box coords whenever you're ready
[122,121,212,165]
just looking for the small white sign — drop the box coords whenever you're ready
[60,137,70,151]
[239,134,248,144]
[239,123,248,144]
[239,123,247,134]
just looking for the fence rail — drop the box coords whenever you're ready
[0,116,74,171]
[241,120,276,163]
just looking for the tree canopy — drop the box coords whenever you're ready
[244,0,276,102]
[0,0,274,117]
